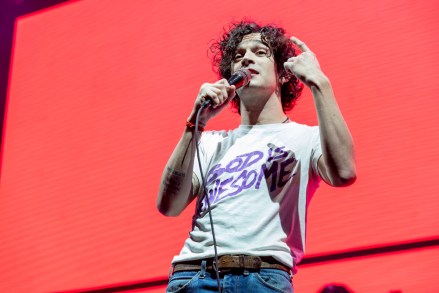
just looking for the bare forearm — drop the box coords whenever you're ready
[311,75,356,186]
[157,128,199,216]
[157,79,236,215]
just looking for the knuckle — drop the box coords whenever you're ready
[200,83,210,91]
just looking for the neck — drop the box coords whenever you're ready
[239,92,288,125]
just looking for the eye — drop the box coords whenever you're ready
[233,54,242,62]
[255,49,269,56]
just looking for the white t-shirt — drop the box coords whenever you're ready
[172,122,322,274]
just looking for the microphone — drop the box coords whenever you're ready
[227,68,251,89]
[202,68,251,108]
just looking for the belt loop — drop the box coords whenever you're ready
[200,260,206,279]
[239,255,244,268]
[168,265,174,279]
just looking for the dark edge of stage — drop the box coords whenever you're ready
[56,237,439,292]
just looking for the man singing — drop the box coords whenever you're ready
[157,20,356,292]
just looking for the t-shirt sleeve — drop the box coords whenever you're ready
[310,126,323,179]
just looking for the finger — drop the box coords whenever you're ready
[227,85,236,101]
[216,78,230,86]
[285,56,298,63]
[212,83,231,99]
[221,87,229,101]
[210,86,226,100]
[212,82,229,90]
[214,85,229,101]
[216,85,235,110]
[283,59,296,72]
[209,88,229,108]
[290,36,312,53]
[200,88,217,105]
[283,61,292,72]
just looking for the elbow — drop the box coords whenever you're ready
[156,197,184,217]
[159,208,182,217]
[331,168,357,187]
[337,173,357,187]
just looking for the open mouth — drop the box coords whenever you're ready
[247,68,259,75]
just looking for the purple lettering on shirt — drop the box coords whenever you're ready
[206,164,225,185]
[256,161,278,192]
[278,156,296,188]
[212,176,233,204]
[225,151,263,172]
[200,143,297,210]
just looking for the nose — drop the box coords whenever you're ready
[241,51,255,67]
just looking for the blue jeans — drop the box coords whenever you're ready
[166,260,293,293]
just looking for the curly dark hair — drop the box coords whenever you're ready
[210,20,303,113]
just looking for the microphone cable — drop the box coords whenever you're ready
[193,101,222,292]
[191,69,250,292]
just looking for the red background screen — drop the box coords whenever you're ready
[1,0,438,292]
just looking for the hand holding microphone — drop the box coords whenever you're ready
[188,68,251,126]
[201,68,251,108]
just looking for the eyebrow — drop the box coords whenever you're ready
[236,39,269,50]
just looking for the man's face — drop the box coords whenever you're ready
[231,33,278,95]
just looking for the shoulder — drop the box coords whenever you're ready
[202,126,248,139]
[283,122,320,140]
[198,129,238,151]
[289,121,318,131]
[200,129,231,143]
